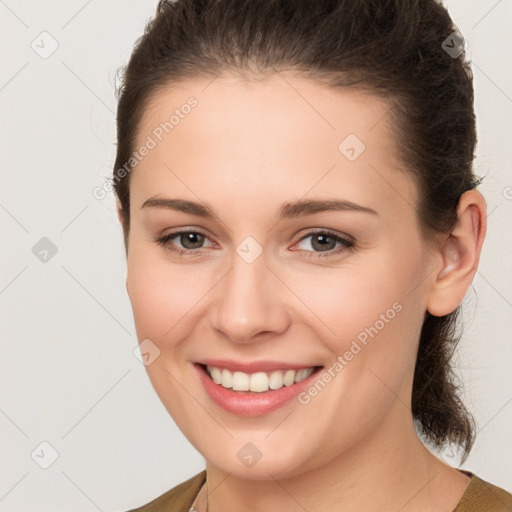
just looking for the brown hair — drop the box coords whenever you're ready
[113,0,484,463]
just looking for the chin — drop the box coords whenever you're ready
[199,437,320,481]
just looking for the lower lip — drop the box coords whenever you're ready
[193,363,323,417]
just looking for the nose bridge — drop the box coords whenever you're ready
[209,239,289,343]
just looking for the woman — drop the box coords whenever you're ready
[113,0,512,510]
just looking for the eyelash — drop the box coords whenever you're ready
[153,229,355,259]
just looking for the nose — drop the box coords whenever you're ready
[208,247,291,344]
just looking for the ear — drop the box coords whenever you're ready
[426,189,487,317]
[115,196,130,263]
[115,195,124,226]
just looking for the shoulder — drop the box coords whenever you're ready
[124,470,207,512]
[454,473,512,512]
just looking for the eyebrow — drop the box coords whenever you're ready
[141,197,379,219]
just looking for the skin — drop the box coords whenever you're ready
[117,73,487,512]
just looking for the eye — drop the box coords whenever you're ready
[153,230,214,256]
[153,228,354,259]
[293,230,354,258]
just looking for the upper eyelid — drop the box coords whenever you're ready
[297,230,353,243]
[164,229,216,248]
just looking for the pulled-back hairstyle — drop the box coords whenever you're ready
[113,0,484,463]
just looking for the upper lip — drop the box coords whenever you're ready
[195,359,323,373]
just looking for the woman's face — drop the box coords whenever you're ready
[124,74,441,479]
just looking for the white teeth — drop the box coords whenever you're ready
[220,368,232,388]
[268,370,283,390]
[283,369,296,386]
[206,365,316,393]
[232,371,249,391]
[210,367,222,384]
[294,368,314,382]
[250,372,269,392]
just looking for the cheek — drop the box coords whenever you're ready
[287,250,423,389]
[126,250,191,342]
[126,247,219,360]
[126,253,202,413]
[287,262,404,347]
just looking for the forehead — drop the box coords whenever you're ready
[130,73,417,222]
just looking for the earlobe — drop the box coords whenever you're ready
[426,190,487,317]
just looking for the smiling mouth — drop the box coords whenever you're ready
[198,363,323,393]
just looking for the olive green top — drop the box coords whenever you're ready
[126,469,512,511]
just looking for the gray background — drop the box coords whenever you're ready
[0,1,511,510]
